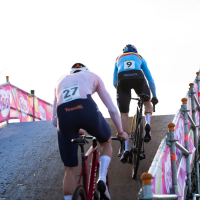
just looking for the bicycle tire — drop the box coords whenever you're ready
[72,185,86,200]
[132,115,143,179]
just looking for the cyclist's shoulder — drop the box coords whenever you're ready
[57,74,69,84]
[86,70,99,79]
[117,52,143,61]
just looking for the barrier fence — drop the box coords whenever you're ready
[138,71,200,200]
[0,77,53,123]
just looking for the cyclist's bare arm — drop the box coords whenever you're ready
[96,76,128,140]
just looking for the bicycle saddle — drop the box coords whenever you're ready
[138,93,149,99]
[71,135,89,145]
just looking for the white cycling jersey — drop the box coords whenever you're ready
[52,70,123,134]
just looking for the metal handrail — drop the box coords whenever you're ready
[138,72,200,200]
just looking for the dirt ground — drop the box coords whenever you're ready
[0,115,174,200]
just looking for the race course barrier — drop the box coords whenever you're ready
[138,71,200,200]
[0,77,53,123]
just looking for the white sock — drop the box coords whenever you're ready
[125,137,129,151]
[145,113,152,125]
[98,155,111,183]
[64,195,72,200]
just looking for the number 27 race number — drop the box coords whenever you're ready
[62,84,80,103]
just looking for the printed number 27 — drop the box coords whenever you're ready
[63,87,78,98]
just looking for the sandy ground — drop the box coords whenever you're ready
[0,115,174,200]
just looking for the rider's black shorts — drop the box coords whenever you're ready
[57,95,111,167]
[117,70,150,113]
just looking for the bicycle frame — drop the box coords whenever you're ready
[131,97,144,134]
[77,138,99,200]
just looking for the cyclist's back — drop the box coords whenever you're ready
[113,51,156,98]
[53,70,123,133]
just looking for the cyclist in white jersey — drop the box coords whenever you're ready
[52,63,128,200]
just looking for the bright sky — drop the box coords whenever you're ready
[0,0,200,118]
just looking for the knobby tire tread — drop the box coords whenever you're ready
[72,185,86,200]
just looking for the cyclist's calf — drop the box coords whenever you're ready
[99,137,112,158]
[143,100,153,113]
[63,166,78,196]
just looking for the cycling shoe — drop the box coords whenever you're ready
[120,150,129,164]
[144,124,151,143]
[97,180,110,200]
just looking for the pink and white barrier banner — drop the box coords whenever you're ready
[0,83,53,123]
[151,82,198,199]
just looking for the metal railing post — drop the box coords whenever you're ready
[31,90,35,121]
[6,76,9,125]
[189,83,200,194]
[181,98,192,198]
[196,72,200,104]
[140,173,153,200]
[196,72,200,169]
[167,123,178,195]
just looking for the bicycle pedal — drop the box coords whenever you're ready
[139,153,146,160]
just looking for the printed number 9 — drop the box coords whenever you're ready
[127,62,132,67]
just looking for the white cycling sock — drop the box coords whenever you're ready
[98,155,111,183]
[125,137,129,151]
[145,113,152,125]
[64,195,72,200]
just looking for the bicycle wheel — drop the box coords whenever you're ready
[132,115,143,179]
[72,185,86,200]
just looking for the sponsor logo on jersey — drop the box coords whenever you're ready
[65,105,83,112]
[123,73,138,77]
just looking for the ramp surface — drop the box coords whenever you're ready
[0,115,174,200]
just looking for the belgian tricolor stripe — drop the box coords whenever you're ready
[117,52,142,62]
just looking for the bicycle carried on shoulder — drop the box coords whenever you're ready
[71,135,124,200]
[128,94,156,179]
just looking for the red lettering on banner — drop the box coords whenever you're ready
[185,135,189,141]
[171,153,176,161]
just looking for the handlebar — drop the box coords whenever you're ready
[153,103,155,112]
[72,135,125,157]
[87,136,125,157]
[111,137,125,157]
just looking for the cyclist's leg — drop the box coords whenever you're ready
[57,102,81,199]
[78,95,112,199]
[98,137,112,199]
[117,80,131,162]
[144,101,153,124]
[63,166,78,197]
[117,81,131,135]
[138,79,152,142]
